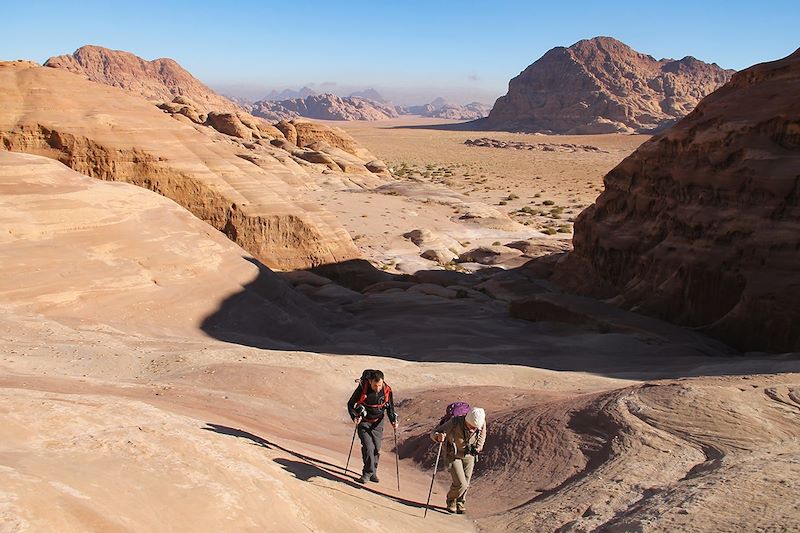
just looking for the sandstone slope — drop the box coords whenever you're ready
[484,36,734,133]
[45,45,241,113]
[2,152,798,532]
[0,60,370,270]
[554,48,800,352]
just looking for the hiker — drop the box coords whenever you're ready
[431,406,486,514]
[346,369,398,484]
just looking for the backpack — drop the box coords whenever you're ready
[355,369,375,386]
[356,380,392,410]
[439,401,470,426]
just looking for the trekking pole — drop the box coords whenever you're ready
[344,424,358,477]
[393,425,400,491]
[424,439,444,518]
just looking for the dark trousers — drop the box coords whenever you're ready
[357,419,384,475]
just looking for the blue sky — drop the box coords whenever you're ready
[3,1,798,104]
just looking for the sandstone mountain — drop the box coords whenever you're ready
[45,45,241,113]
[0,60,386,270]
[483,36,734,133]
[249,93,400,121]
[403,99,491,120]
[553,48,800,352]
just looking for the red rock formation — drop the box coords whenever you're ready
[484,37,734,133]
[554,48,800,352]
[45,45,240,113]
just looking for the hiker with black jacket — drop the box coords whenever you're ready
[346,369,398,484]
[431,407,486,514]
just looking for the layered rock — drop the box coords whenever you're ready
[0,150,325,342]
[483,36,734,133]
[0,60,360,270]
[250,93,399,121]
[45,45,241,113]
[554,49,800,352]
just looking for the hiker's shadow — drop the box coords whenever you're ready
[202,423,449,515]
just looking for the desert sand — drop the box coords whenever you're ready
[307,117,647,272]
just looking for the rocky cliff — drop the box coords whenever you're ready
[484,37,734,133]
[45,45,241,113]
[553,48,800,352]
[0,60,364,270]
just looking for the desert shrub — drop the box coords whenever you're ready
[542,227,557,235]
[543,200,555,206]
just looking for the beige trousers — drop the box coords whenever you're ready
[446,455,475,509]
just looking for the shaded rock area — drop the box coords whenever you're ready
[554,48,800,352]
[483,36,734,133]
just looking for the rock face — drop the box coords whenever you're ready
[483,36,734,133]
[250,94,399,121]
[45,45,241,113]
[0,60,362,270]
[554,48,800,352]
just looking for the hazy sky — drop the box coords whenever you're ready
[3,1,798,104]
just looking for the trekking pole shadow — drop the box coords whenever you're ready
[203,423,439,515]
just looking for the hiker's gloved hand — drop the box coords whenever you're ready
[434,432,446,442]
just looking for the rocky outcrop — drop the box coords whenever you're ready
[554,48,800,352]
[250,93,399,121]
[0,60,361,270]
[42,46,390,179]
[483,36,734,133]
[45,45,241,113]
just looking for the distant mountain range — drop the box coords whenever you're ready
[249,90,491,121]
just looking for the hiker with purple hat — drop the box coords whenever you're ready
[431,405,486,514]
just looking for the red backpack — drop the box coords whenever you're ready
[356,380,392,410]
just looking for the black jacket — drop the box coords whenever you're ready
[347,384,397,424]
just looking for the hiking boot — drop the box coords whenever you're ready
[369,474,380,483]
[457,508,466,514]
[356,474,368,484]
[446,501,457,514]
